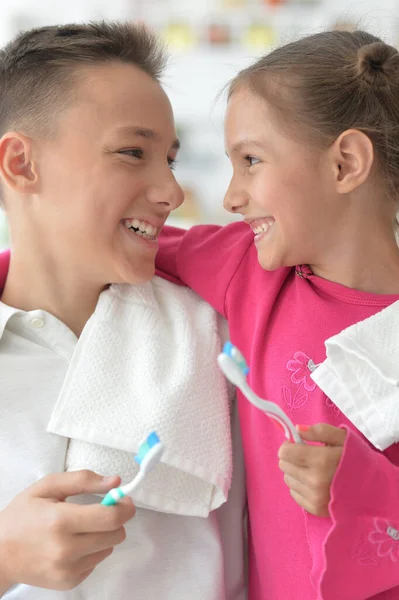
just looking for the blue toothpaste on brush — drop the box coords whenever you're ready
[101,431,164,506]
[218,342,302,443]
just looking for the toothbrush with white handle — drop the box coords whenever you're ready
[101,431,164,506]
[218,342,302,444]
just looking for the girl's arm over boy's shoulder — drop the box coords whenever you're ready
[309,429,399,600]
[0,250,10,292]
[157,222,253,317]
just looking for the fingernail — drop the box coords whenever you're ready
[296,424,309,432]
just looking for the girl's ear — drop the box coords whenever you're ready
[330,129,374,194]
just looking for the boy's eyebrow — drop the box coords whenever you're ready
[113,125,180,150]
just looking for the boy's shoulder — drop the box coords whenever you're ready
[110,276,211,308]
[107,278,220,330]
[0,250,10,292]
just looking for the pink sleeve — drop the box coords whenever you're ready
[307,429,399,600]
[0,249,10,291]
[156,222,253,317]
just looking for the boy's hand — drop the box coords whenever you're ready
[278,424,347,517]
[0,470,135,592]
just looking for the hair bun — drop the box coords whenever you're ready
[356,41,399,86]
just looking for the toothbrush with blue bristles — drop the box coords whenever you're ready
[101,431,164,506]
[218,342,302,444]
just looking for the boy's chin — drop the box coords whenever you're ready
[111,263,156,286]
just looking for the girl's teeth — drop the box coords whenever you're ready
[253,223,270,235]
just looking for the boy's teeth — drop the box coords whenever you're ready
[124,219,157,237]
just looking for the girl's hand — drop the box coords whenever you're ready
[278,424,347,517]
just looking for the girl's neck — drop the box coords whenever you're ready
[310,212,399,295]
[1,245,104,338]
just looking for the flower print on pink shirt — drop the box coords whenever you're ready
[283,351,317,410]
[286,351,317,391]
[352,519,399,568]
[369,519,399,562]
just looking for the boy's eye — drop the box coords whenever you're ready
[118,148,177,170]
[245,155,260,167]
[119,148,143,159]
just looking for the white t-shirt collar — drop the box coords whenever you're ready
[0,301,23,340]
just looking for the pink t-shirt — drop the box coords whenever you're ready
[156,222,399,600]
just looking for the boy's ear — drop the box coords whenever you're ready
[330,129,374,194]
[0,132,39,195]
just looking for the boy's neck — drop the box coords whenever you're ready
[1,249,104,338]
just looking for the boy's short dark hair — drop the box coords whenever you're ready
[0,21,167,138]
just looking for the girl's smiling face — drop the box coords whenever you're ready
[223,87,341,272]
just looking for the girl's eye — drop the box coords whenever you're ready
[245,155,260,167]
[119,148,143,159]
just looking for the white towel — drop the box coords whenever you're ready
[48,277,232,517]
[310,301,399,451]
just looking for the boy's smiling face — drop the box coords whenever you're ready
[3,61,183,286]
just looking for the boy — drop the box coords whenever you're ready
[0,22,246,599]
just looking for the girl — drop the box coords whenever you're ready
[156,30,399,600]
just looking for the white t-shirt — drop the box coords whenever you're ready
[0,303,246,600]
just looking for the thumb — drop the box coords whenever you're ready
[30,470,121,501]
[296,423,347,446]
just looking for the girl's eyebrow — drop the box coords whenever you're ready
[229,139,265,154]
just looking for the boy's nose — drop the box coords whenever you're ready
[149,176,184,211]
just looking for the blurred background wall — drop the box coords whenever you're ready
[0,0,398,246]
